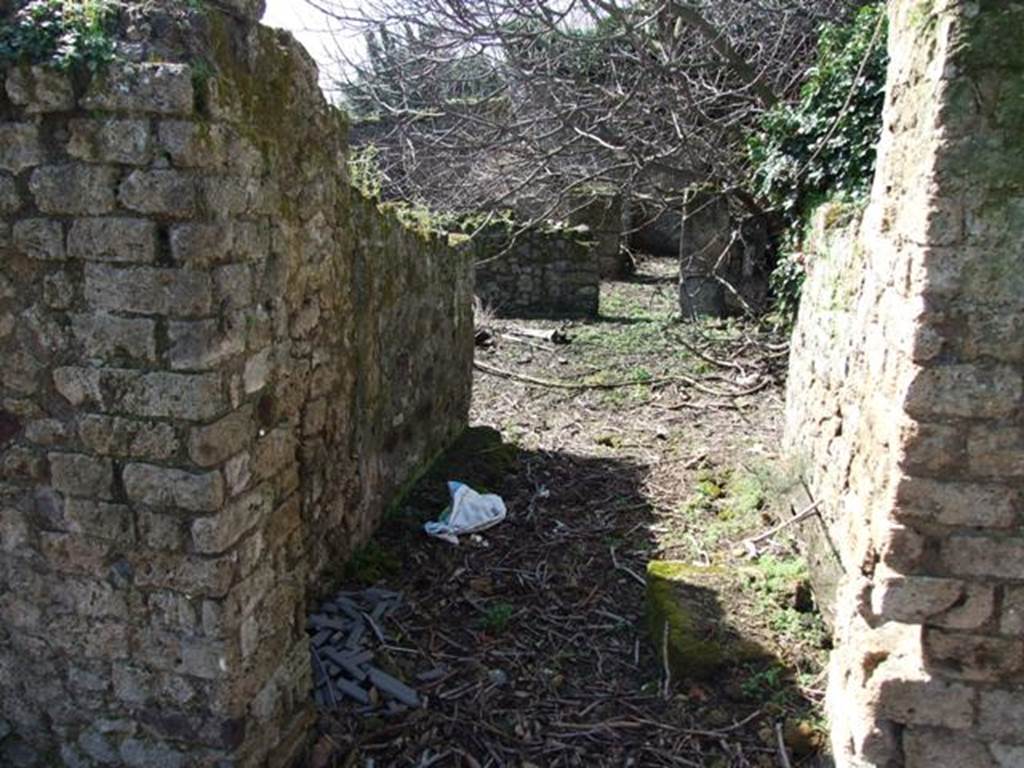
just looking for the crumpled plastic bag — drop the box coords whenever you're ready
[424,481,507,545]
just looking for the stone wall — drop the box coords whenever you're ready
[785,1,1024,765]
[0,4,473,767]
[468,222,600,318]
[566,191,629,279]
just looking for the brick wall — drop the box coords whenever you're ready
[785,1,1024,765]
[0,4,473,767]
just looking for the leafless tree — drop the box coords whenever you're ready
[308,0,858,222]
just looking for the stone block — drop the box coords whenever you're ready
[168,315,247,371]
[169,222,232,267]
[78,415,179,461]
[119,170,198,217]
[55,368,227,421]
[63,499,134,544]
[992,743,1024,768]
[941,535,1024,579]
[68,218,157,264]
[71,312,157,364]
[905,364,1021,420]
[899,420,964,472]
[30,164,118,215]
[243,349,272,394]
[48,452,114,500]
[224,452,251,496]
[1001,586,1024,636]
[215,264,254,312]
[157,121,228,168]
[5,66,74,112]
[123,463,224,513]
[903,728,996,768]
[118,738,187,768]
[923,627,1023,681]
[0,173,20,214]
[12,219,64,261]
[0,123,43,173]
[67,119,151,165]
[876,675,976,729]
[191,484,271,555]
[968,427,1024,477]
[870,576,964,623]
[896,477,1019,528]
[85,263,212,317]
[188,406,254,468]
[979,688,1024,740]
[81,63,194,116]
[251,427,296,482]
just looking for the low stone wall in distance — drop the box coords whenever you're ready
[467,221,600,318]
[0,4,473,767]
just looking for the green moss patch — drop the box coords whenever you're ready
[646,560,773,680]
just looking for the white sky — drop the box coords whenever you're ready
[262,0,364,100]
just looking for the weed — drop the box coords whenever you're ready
[748,555,828,647]
[740,662,792,705]
[479,602,515,634]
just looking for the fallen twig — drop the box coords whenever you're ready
[742,501,821,548]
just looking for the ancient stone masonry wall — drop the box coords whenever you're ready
[785,1,1024,766]
[0,4,473,767]
[468,222,600,318]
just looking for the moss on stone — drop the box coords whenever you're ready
[646,560,771,681]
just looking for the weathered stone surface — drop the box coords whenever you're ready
[0,123,43,173]
[903,729,996,768]
[119,170,198,217]
[68,219,157,264]
[54,367,227,421]
[67,119,151,165]
[941,535,1024,580]
[784,1,1024,763]
[5,66,74,113]
[0,6,473,768]
[12,219,64,261]
[0,174,20,214]
[191,485,271,554]
[924,628,1024,682]
[468,221,600,318]
[71,313,158,364]
[157,121,228,168]
[123,464,224,513]
[78,415,179,461]
[30,165,118,215]
[188,407,253,468]
[895,477,1018,528]
[168,316,247,371]
[48,453,114,500]
[85,263,212,317]
[81,63,194,116]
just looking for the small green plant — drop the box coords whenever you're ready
[479,601,515,634]
[0,0,119,72]
[740,662,792,704]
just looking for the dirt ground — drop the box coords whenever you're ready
[309,257,831,768]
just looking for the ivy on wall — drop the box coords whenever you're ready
[747,2,888,322]
[0,0,118,72]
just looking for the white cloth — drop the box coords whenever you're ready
[424,481,507,545]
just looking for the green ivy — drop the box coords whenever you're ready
[748,3,887,324]
[0,0,118,73]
